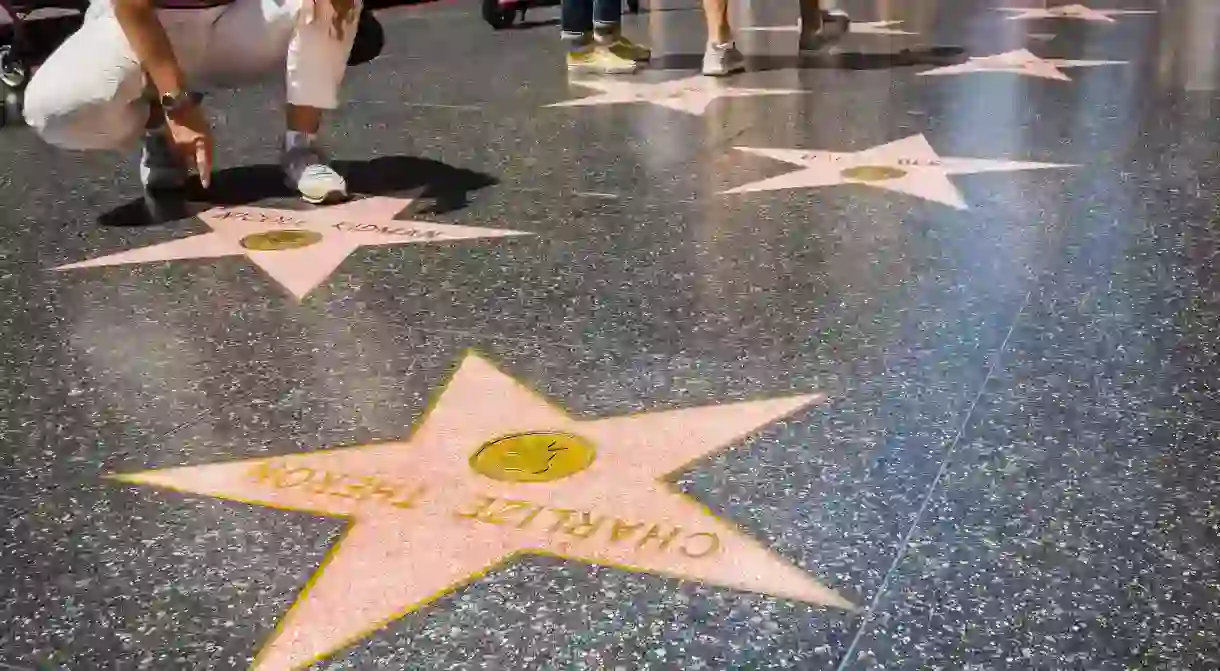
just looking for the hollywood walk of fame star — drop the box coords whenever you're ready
[998,4,1156,22]
[742,20,917,36]
[547,75,803,116]
[918,48,1126,81]
[55,197,532,300]
[111,353,850,670]
[725,133,1073,209]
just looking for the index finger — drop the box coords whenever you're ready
[195,141,212,189]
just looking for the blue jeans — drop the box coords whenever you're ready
[561,0,619,39]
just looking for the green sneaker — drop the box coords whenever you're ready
[567,44,641,73]
[597,34,652,62]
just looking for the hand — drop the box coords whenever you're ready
[163,101,213,188]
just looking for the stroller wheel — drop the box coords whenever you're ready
[483,0,517,28]
[0,80,23,128]
[0,45,27,89]
[0,46,26,129]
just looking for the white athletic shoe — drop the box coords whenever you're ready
[702,41,746,77]
[282,142,348,205]
[798,9,851,53]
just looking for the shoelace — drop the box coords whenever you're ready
[301,163,337,179]
[286,148,336,180]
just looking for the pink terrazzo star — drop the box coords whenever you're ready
[727,133,1073,209]
[56,197,531,299]
[112,353,849,670]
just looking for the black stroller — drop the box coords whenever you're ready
[0,0,88,126]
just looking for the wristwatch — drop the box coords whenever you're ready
[159,90,202,114]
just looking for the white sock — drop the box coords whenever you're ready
[285,130,317,152]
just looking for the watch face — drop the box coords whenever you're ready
[162,92,187,109]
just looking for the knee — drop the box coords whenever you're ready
[305,0,364,39]
[23,71,86,149]
[23,69,141,151]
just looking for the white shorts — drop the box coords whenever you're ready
[23,0,362,150]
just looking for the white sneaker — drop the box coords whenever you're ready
[702,41,745,77]
[139,127,188,191]
[282,142,348,205]
[798,9,851,53]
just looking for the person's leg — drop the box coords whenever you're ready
[592,0,650,61]
[22,2,217,190]
[798,0,849,53]
[701,0,743,76]
[202,0,362,203]
[702,0,730,45]
[798,0,821,33]
[561,0,594,57]
[560,0,593,46]
[562,0,637,73]
[279,0,361,202]
[23,4,150,152]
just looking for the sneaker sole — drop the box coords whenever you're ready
[294,183,350,206]
[702,63,746,77]
[302,190,349,206]
[799,37,847,53]
[602,49,651,61]
[799,13,850,52]
[567,63,641,74]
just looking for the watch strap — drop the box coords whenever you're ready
[160,90,202,113]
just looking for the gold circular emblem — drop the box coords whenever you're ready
[840,165,907,182]
[239,229,322,251]
[470,432,596,483]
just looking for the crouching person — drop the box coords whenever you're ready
[23,0,362,204]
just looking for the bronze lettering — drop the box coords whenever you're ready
[331,221,441,240]
[214,209,305,227]
[249,462,432,509]
[609,519,645,543]
[547,508,577,533]
[563,512,605,540]
[308,470,347,496]
[496,499,534,523]
[679,532,720,558]
[455,494,498,520]
[636,524,682,551]
[367,479,401,502]
[390,485,427,509]
[342,477,375,501]
[275,467,315,488]
[247,461,286,484]
[516,505,545,529]
[478,499,516,525]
